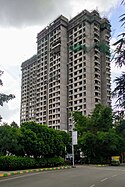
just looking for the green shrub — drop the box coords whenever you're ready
[111,160,120,166]
[36,157,64,168]
[0,156,36,170]
[0,156,65,171]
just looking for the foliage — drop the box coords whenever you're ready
[116,119,125,137]
[112,73,125,109]
[112,1,125,109]
[0,93,15,107]
[90,104,113,132]
[0,70,15,107]
[73,104,113,134]
[0,124,21,156]
[72,111,90,135]
[0,156,64,171]
[10,121,19,128]
[113,110,125,124]
[20,122,69,158]
[0,122,70,159]
[113,1,125,67]
[73,104,125,164]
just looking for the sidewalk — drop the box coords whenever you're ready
[0,166,72,177]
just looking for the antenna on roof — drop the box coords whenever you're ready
[96,6,98,11]
[69,14,72,20]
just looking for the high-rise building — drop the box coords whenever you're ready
[20,10,111,131]
[21,55,37,122]
[67,10,111,129]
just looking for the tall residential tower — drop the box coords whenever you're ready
[20,10,111,131]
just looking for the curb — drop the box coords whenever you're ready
[96,164,109,167]
[0,166,72,177]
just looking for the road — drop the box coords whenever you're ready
[0,165,125,187]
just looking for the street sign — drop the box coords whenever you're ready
[72,131,77,145]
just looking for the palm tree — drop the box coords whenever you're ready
[112,73,125,109]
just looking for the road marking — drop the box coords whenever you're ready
[0,172,43,182]
[84,166,125,172]
[121,172,125,175]
[0,170,61,183]
[111,174,117,177]
[89,185,95,187]
[100,178,108,182]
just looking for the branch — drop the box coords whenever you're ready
[0,94,15,106]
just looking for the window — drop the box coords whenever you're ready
[95,98,99,102]
[74,101,77,104]
[74,95,77,98]
[74,27,77,32]
[84,92,86,96]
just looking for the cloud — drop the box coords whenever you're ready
[0,26,41,124]
[0,0,71,27]
[0,103,19,124]
[69,0,119,18]
[0,26,40,66]
[0,0,119,27]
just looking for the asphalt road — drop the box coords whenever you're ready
[0,165,125,187]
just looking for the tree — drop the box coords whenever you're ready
[19,127,38,158]
[10,121,19,128]
[20,121,69,158]
[72,111,91,135]
[0,121,71,158]
[113,1,125,67]
[112,74,125,109]
[116,119,125,138]
[73,104,124,163]
[0,70,15,110]
[90,104,113,132]
[112,1,125,109]
[57,130,71,156]
[0,123,20,156]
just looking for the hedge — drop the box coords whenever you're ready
[0,156,65,171]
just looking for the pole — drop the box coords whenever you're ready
[72,131,77,168]
[72,143,75,167]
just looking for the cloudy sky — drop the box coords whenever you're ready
[0,0,124,124]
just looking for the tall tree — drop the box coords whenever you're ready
[113,0,125,67]
[90,104,113,132]
[112,74,125,109]
[112,1,125,109]
[73,104,124,163]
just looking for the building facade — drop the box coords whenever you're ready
[20,10,111,131]
[21,55,37,122]
[67,10,111,129]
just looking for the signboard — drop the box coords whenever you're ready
[111,156,120,161]
[72,131,77,145]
